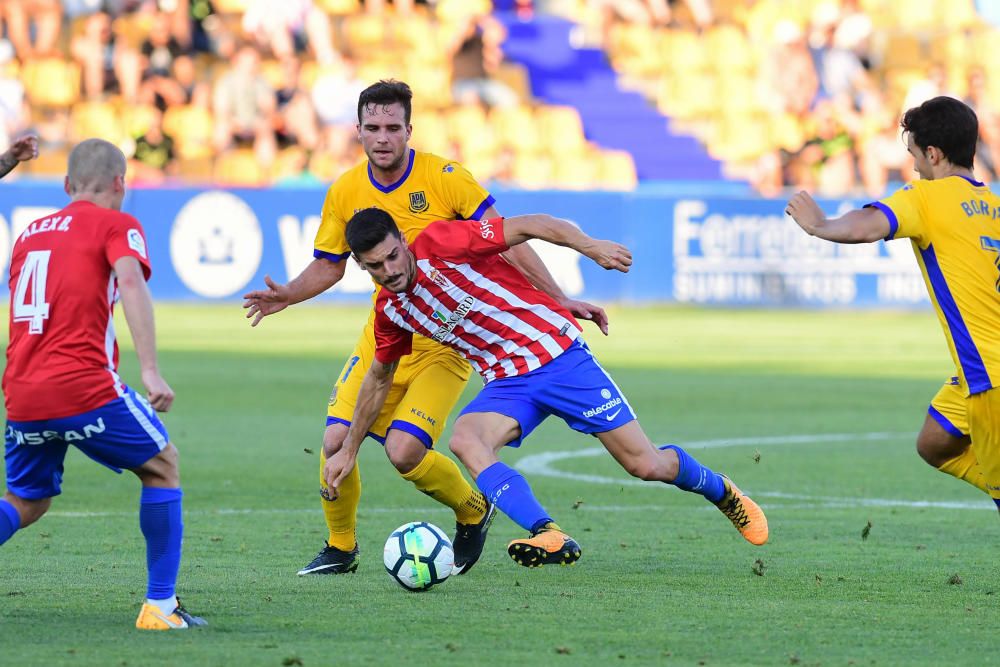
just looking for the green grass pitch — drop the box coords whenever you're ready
[2,304,997,666]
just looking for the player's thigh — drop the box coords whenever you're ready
[327,334,408,439]
[532,341,637,436]
[967,388,1000,497]
[5,420,70,501]
[389,347,472,448]
[72,386,171,475]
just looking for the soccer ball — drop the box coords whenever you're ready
[383,521,454,591]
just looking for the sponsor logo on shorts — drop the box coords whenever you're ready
[410,408,437,427]
[7,418,107,445]
[582,397,622,419]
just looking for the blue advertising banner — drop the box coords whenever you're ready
[0,183,928,307]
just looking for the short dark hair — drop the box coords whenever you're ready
[357,80,413,125]
[901,96,978,169]
[345,208,401,255]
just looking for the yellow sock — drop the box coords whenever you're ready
[320,452,361,551]
[401,450,486,525]
[937,447,989,494]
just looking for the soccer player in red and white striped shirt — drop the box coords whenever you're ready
[326,209,769,567]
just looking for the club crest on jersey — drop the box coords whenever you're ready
[409,191,429,213]
[431,296,475,342]
[428,269,451,288]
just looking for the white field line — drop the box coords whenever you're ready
[41,432,997,517]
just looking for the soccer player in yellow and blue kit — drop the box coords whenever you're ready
[243,80,610,574]
[786,96,1000,514]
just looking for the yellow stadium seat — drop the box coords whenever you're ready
[598,151,638,191]
[119,104,159,139]
[410,114,453,156]
[405,64,452,104]
[214,150,266,186]
[881,34,924,70]
[344,14,387,52]
[490,104,540,153]
[660,29,710,74]
[176,156,215,183]
[315,0,360,15]
[23,147,70,177]
[552,153,599,191]
[461,154,498,184]
[163,104,214,159]
[535,106,586,156]
[511,153,554,190]
[211,0,251,13]
[69,101,121,143]
[22,59,81,108]
[308,152,351,183]
[706,24,755,73]
[446,105,488,142]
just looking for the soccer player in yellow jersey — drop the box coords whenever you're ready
[243,80,610,574]
[786,96,1000,514]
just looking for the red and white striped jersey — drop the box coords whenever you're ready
[373,218,581,382]
[3,200,152,420]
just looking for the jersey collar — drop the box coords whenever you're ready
[956,174,986,187]
[368,149,416,194]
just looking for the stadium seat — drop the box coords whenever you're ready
[447,105,489,143]
[176,156,215,182]
[881,34,924,70]
[344,14,387,52]
[409,113,453,156]
[314,0,360,14]
[535,106,587,157]
[211,0,251,13]
[490,104,541,153]
[163,104,214,160]
[552,152,599,190]
[511,153,554,190]
[23,147,70,177]
[598,150,638,191]
[21,59,81,108]
[69,101,121,144]
[119,104,159,139]
[661,29,710,74]
[706,24,755,73]
[214,149,266,186]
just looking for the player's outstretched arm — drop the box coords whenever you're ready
[503,214,633,273]
[325,360,398,496]
[115,256,174,412]
[785,191,890,243]
[0,134,39,180]
[242,257,346,326]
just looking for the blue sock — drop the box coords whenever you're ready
[139,487,184,601]
[476,462,552,533]
[0,499,21,546]
[660,445,726,504]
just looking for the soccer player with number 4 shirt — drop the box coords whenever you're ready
[786,96,1000,513]
[1,139,205,630]
[325,209,769,568]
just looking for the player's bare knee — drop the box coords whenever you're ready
[134,443,180,487]
[385,437,425,474]
[622,455,658,481]
[5,494,50,528]
[322,424,348,458]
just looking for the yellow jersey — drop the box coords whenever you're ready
[315,148,494,352]
[870,175,1000,395]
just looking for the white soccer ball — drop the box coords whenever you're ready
[383,521,454,591]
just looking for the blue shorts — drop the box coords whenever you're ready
[4,386,169,500]
[459,339,637,447]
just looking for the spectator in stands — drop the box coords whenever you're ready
[70,11,143,103]
[311,57,366,161]
[964,66,1000,182]
[274,57,320,152]
[821,13,874,110]
[130,108,177,182]
[3,0,62,59]
[138,12,188,111]
[787,98,857,197]
[212,44,276,165]
[901,62,954,114]
[449,14,519,108]
[140,48,208,111]
[762,20,818,117]
[855,92,912,196]
[241,0,337,65]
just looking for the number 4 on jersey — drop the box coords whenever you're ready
[13,250,52,334]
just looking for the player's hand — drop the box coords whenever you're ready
[584,239,632,273]
[242,274,290,326]
[141,369,175,412]
[323,448,357,499]
[785,191,826,235]
[8,135,39,162]
[561,298,610,336]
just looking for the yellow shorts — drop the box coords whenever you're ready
[928,377,969,437]
[327,326,471,447]
[967,387,1000,501]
